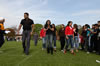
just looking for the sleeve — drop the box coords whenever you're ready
[20,19,23,25]
[31,20,34,25]
[40,29,43,37]
[65,27,68,35]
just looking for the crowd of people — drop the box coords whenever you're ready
[0,12,100,56]
[40,20,100,55]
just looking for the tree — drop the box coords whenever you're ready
[33,24,43,35]
[56,24,62,32]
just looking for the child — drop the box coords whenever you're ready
[0,18,10,48]
[73,24,79,52]
[40,27,46,50]
[0,25,5,48]
[0,17,5,30]
[33,32,38,46]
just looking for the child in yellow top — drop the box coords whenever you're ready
[0,17,5,30]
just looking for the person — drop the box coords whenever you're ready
[44,20,54,55]
[17,12,34,55]
[40,26,46,50]
[0,17,5,49]
[58,24,65,52]
[73,24,79,52]
[85,24,91,54]
[97,21,100,55]
[0,17,5,30]
[89,24,97,52]
[0,24,10,50]
[52,24,57,52]
[33,32,38,46]
[64,21,75,55]
[81,26,87,50]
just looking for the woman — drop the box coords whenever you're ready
[64,21,74,54]
[44,20,54,55]
[58,24,65,52]
[85,24,91,53]
[81,26,87,50]
[52,24,57,52]
[40,26,46,50]
[73,24,79,52]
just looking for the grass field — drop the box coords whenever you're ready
[0,40,100,66]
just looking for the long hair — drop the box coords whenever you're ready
[67,21,72,26]
[74,24,78,29]
[85,24,90,28]
[45,20,51,27]
[52,24,55,28]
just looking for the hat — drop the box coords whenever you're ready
[0,17,4,20]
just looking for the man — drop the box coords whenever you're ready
[17,12,34,55]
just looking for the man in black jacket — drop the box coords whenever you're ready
[17,12,34,55]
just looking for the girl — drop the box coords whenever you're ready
[73,24,79,52]
[64,21,74,54]
[44,20,54,55]
[40,26,46,50]
[58,24,65,52]
[52,24,57,52]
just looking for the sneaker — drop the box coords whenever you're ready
[61,50,64,52]
[42,48,44,50]
[96,60,100,63]
[87,52,90,54]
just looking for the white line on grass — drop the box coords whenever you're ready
[16,51,39,66]
[17,55,32,66]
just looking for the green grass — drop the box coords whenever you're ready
[0,40,100,66]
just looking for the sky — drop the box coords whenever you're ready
[0,0,100,28]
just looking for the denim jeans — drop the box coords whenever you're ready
[42,37,46,48]
[65,35,74,50]
[60,37,65,50]
[46,34,53,48]
[22,30,31,54]
[53,36,56,48]
[34,39,38,46]
[74,36,79,49]
[85,36,90,52]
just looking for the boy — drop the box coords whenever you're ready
[0,18,10,48]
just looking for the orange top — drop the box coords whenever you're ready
[0,24,4,30]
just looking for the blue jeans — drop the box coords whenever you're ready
[65,35,74,50]
[53,36,56,48]
[46,34,53,48]
[74,36,79,49]
[22,30,31,54]
[42,37,46,48]
[34,39,38,46]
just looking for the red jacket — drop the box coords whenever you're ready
[65,26,74,35]
[40,28,46,38]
